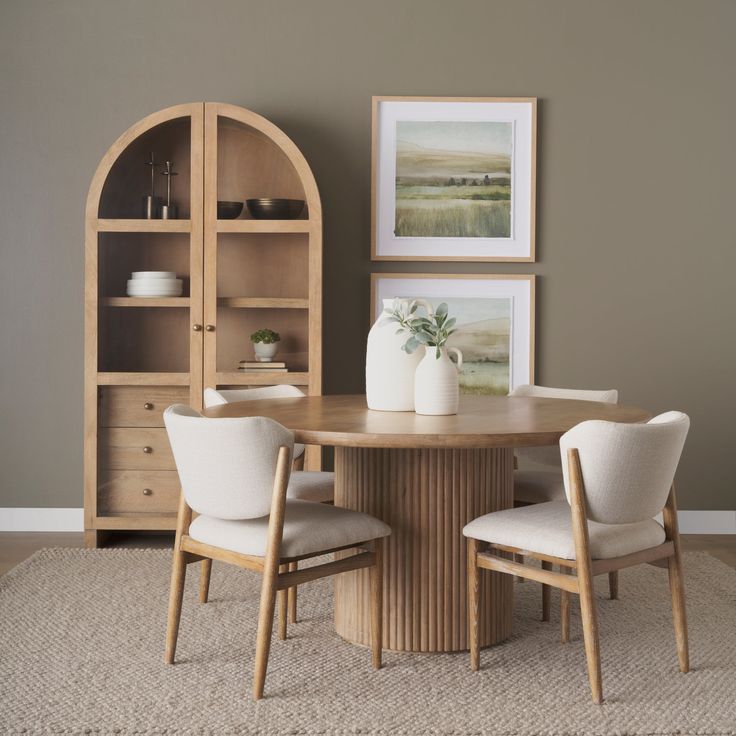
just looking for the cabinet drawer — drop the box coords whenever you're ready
[99,428,176,470]
[99,386,188,427]
[98,470,181,514]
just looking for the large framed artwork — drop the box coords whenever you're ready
[371,96,537,262]
[371,274,535,395]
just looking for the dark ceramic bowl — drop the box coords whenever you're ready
[217,201,244,219]
[246,198,306,220]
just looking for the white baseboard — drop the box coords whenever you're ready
[0,508,84,532]
[1,507,735,534]
[678,510,736,535]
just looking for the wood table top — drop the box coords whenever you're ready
[203,394,651,449]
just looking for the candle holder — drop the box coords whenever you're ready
[160,160,178,219]
[142,152,162,218]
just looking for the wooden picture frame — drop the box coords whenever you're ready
[371,96,537,262]
[371,273,535,395]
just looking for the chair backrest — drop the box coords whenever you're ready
[203,385,306,409]
[509,384,619,469]
[164,405,294,520]
[560,411,690,524]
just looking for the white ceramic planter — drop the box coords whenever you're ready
[414,346,464,416]
[366,298,433,411]
[253,341,279,362]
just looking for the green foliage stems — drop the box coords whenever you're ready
[387,300,457,360]
[250,328,281,344]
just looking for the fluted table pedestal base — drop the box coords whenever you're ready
[333,446,514,653]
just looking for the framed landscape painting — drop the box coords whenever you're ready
[371,97,536,262]
[371,274,535,395]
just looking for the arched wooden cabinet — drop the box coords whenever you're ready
[85,103,322,547]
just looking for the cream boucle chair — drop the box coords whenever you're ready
[509,384,620,609]
[464,411,690,704]
[203,386,334,622]
[163,405,390,700]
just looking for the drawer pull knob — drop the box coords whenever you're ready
[193,324,203,332]
[142,446,153,454]
[143,402,154,411]
[142,488,153,496]
[205,324,215,332]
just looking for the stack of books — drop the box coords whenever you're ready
[237,361,288,373]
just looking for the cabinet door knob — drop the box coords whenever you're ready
[193,324,203,332]
[142,488,153,496]
[143,402,154,411]
[142,446,153,454]
[205,324,215,332]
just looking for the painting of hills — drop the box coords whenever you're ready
[395,121,512,238]
[420,296,511,395]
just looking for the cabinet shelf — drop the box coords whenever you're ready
[216,371,310,386]
[96,219,192,233]
[97,372,190,386]
[217,297,308,309]
[102,297,190,308]
[216,220,311,233]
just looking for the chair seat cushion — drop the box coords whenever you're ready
[189,500,391,558]
[463,501,666,560]
[514,469,566,504]
[287,471,334,503]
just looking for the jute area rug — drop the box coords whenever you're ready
[1,549,734,735]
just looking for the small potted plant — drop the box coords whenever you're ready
[250,328,281,363]
[388,302,463,416]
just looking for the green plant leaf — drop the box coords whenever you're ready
[435,303,448,320]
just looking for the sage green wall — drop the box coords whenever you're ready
[1,0,734,511]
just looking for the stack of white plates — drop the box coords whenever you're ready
[127,271,183,297]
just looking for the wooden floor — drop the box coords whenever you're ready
[0,532,734,578]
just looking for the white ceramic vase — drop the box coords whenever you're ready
[253,341,278,362]
[414,346,464,416]
[366,298,433,411]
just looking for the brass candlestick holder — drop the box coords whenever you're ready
[160,160,178,219]
[142,152,162,218]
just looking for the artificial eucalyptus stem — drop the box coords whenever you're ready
[387,299,457,359]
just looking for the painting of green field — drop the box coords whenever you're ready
[395,121,512,238]
[418,296,511,395]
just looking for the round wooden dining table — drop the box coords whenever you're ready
[204,394,649,653]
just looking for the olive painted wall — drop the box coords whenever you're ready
[1,0,734,511]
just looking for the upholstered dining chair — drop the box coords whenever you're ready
[464,411,690,704]
[509,384,620,612]
[203,386,334,623]
[163,405,390,700]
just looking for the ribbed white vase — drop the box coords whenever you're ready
[366,298,432,411]
[414,346,464,416]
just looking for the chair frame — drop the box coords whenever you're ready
[468,447,689,704]
[164,445,384,700]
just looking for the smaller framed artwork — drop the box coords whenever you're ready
[371,273,535,395]
[371,96,536,262]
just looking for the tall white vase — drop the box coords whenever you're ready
[414,346,464,416]
[366,298,433,411]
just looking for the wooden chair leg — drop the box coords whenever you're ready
[370,537,384,669]
[467,538,481,671]
[568,448,603,704]
[560,566,570,643]
[608,570,618,600]
[663,484,689,673]
[253,565,279,699]
[165,492,192,665]
[288,561,298,624]
[199,558,212,603]
[165,547,187,664]
[541,560,552,621]
[252,445,290,701]
[278,564,288,641]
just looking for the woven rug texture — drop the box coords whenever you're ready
[1,548,735,735]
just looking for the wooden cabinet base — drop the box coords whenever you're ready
[333,446,514,652]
